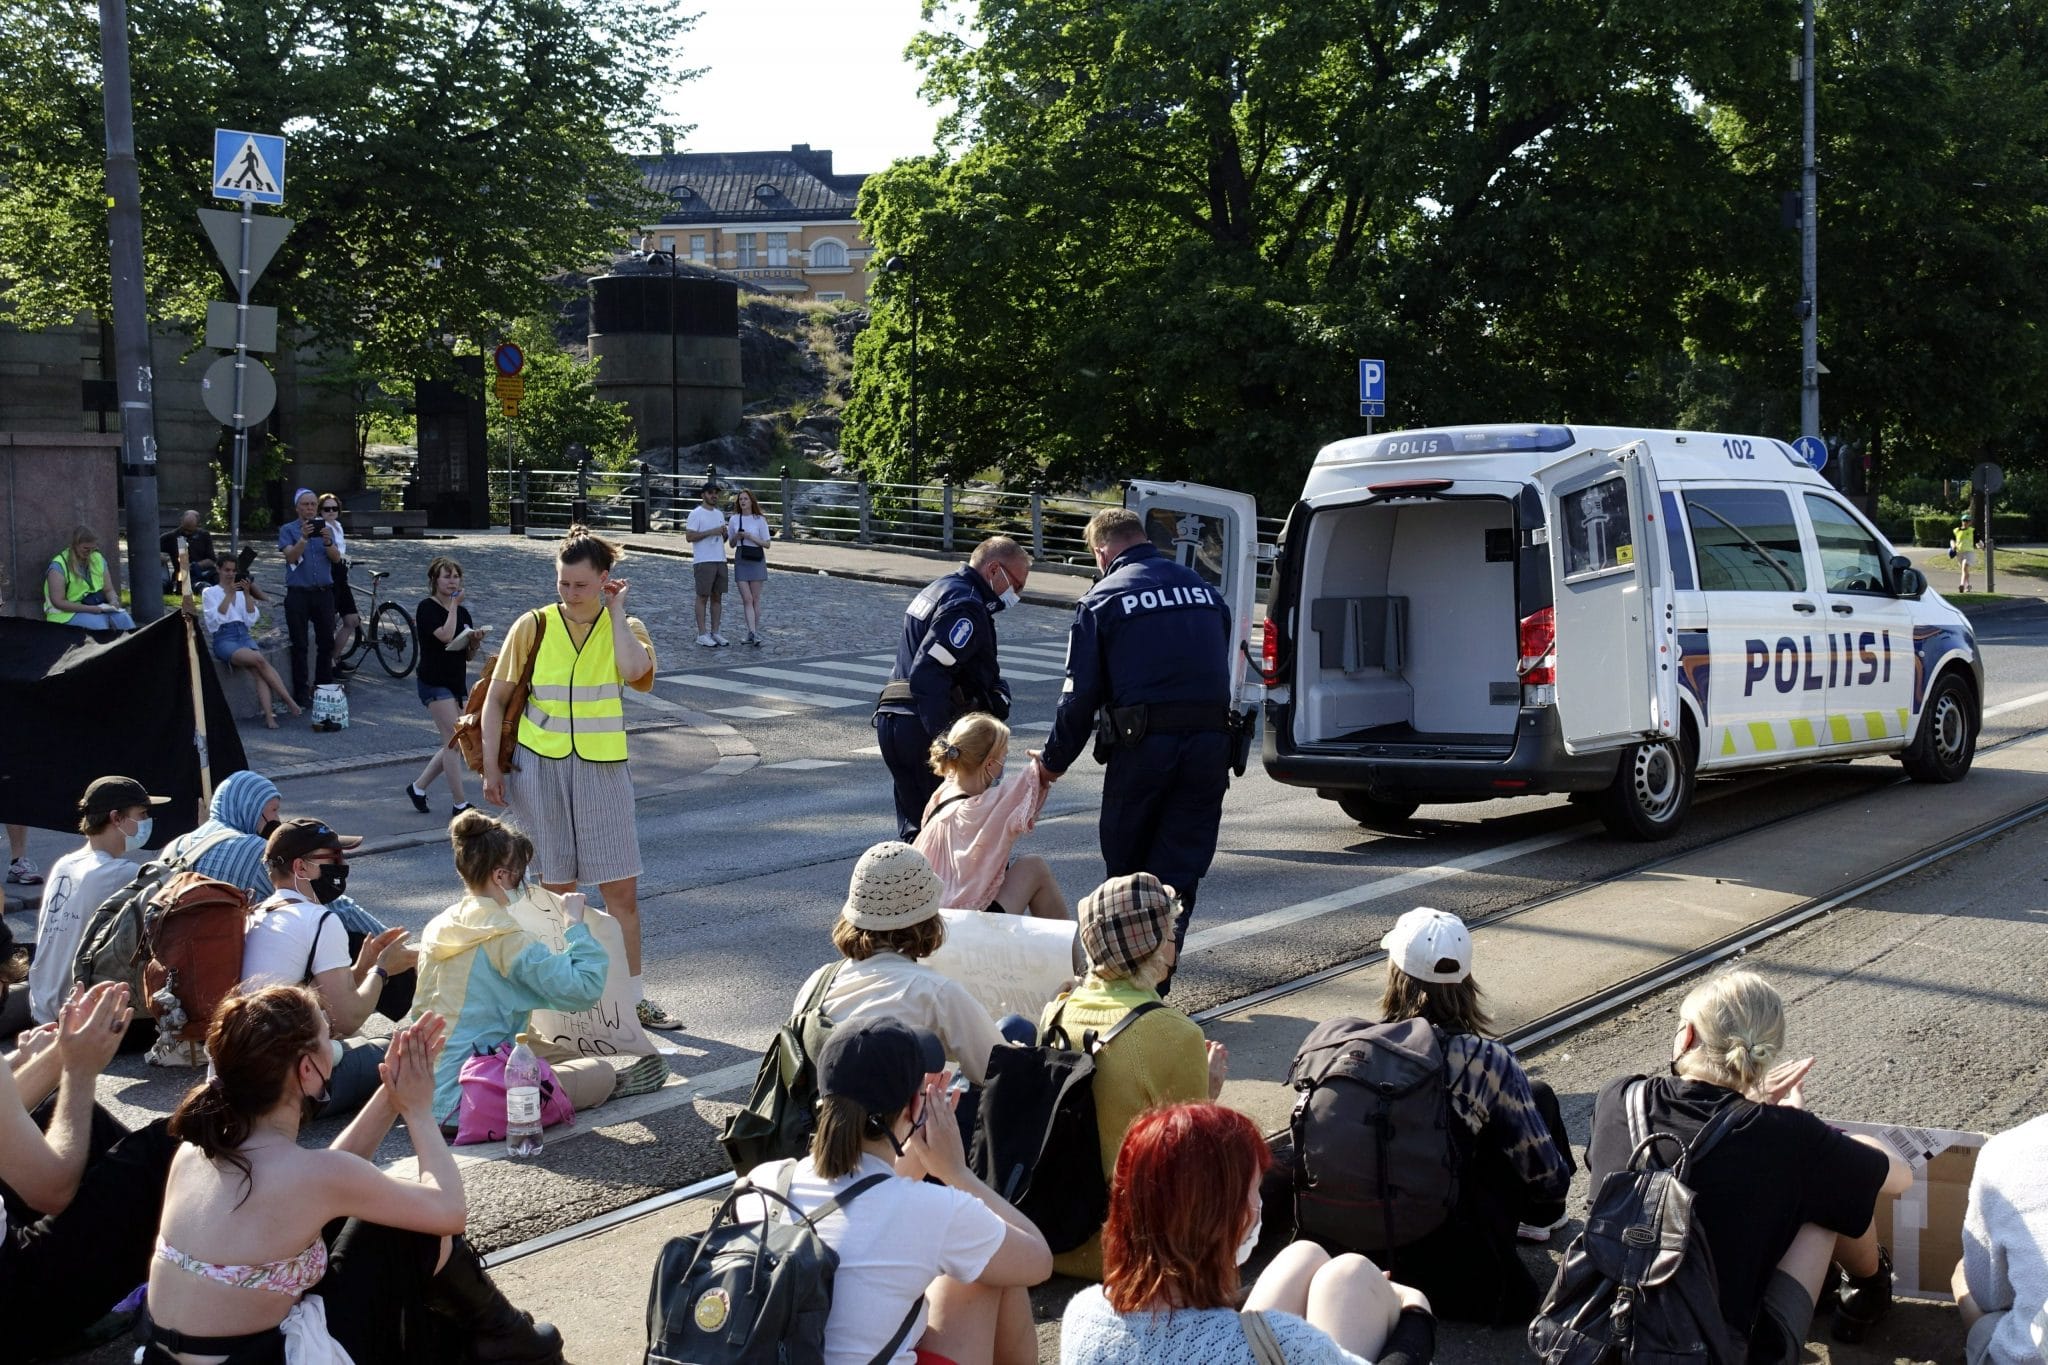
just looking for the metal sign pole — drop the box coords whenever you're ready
[229,191,253,555]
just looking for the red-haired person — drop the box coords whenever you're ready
[1060,1102,1436,1365]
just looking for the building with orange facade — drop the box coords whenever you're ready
[635,144,873,303]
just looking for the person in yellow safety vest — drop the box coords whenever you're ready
[478,524,684,1032]
[1952,519,1978,593]
[43,525,134,631]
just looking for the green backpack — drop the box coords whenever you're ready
[718,962,842,1174]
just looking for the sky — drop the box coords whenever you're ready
[661,0,953,173]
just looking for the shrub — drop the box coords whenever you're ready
[1913,513,1957,547]
[1992,511,2030,541]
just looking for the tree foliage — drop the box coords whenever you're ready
[486,314,636,470]
[847,0,2048,503]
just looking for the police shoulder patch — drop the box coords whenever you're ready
[948,616,974,650]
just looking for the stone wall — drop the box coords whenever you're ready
[0,433,124,619]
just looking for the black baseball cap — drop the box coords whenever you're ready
[79,776,170,818]
[816,1017,944,1118]
[264,817,363,868]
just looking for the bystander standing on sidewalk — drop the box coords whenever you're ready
[685,483,730,647]
[728,488,772,646]
[279,488,343,709]
[321,494,364,673]
[407,555,487,816]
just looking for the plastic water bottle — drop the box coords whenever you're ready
[504,1041,544,1158]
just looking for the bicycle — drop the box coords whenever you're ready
[336,568,419,678]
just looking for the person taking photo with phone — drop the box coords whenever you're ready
[278,488,343,710]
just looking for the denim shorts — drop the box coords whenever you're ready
[210,622,255,662]
[416,680,463,706]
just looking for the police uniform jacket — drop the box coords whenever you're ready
[875,565,1012,736]
[1043,542,1231,773]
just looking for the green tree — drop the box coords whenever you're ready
[486,314,636,470]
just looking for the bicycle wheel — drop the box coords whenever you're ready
[371,602,418,678]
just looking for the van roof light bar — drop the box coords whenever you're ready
[1368,478,1454,496]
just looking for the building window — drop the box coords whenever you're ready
[659,235,675,253]
[816,292,846,302]
[735,233,755,267]
[690,234,706,262]
[767,232,789,267]
[811,240,848,268]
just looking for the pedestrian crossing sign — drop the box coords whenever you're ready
[213,129,286,206]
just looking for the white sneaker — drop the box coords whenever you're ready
[712,633,730,647]
[696,632,717,648]
[1517,1215,1569,1243]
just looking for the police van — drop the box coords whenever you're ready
[1124,424,1982,840]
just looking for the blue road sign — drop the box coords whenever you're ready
[1359,401,1386,418]
[1358,359,1386,404]
[213,129,285,205]
[1792,435,1828,471]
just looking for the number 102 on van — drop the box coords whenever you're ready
[1358,359,1386,418]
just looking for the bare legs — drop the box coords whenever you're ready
[995,855,1068,919]
[545,876,642,976]
[693,594,723,638]
[411,697,468,804]
[333,610,361,661]
[1246,1241,1410,1362]
[1776,1219,1882,1302]
[921,1278,1035,1365]
[231,646,300,727]
[736,579,764,638]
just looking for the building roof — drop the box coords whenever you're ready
[638,144,869,225]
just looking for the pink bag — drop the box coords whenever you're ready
[453,1042,576,1146]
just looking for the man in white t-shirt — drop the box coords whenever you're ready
[26,776,169,1026]
[241,818,416,1117]
[684,482,730,648]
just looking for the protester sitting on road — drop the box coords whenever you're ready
[161,509,220,592]
[166,768,282,903]
[1061,1101,1436,1365]
[738,1016,1053,1365]
[1586,969,1912,1362]
[25,776,170,1030]
[1,981,184,1359]
[0,921,27,1039]
[413,810,664,1133]
[240,819,417,1119]
[407,555,486,816]
[44,524,134,630]
[1038,872,1226,1280]
[914,712,1068,920]
[796,841,1012,1088]
[1955,1108,2048,1365]
[141,987,565,1364]
[203,558,301,727]
[1351,907,1574,1324]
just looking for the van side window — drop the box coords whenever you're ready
[1560,476,1633,579]
[1804,494,1890,595]
[1684,488,1808,593]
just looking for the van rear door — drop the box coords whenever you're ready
[1535,442,1680,754]
[1123,480,1260,713]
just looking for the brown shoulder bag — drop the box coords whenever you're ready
[450,607,547,775]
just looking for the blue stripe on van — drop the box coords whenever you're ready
[1661,491,1694,590]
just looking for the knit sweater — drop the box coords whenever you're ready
[1059,1288,1375,1365]
[1038,975,1209,1280]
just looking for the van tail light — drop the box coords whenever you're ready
[1260,617,1279,686]
[1517,607,1555,687]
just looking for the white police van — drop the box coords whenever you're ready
[1127,425,1983,840]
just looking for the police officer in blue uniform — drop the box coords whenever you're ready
[1039,507,1233,980]
[874,536,1032,838]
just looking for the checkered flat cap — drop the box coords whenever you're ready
[1079,873,1177,978]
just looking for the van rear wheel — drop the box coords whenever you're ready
[1597,737,1694,841]
[1335,792,1421,830]
[1902,671,1976,783]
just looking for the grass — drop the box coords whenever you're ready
[1985,547,2048,580]
[1946,592,2015,606]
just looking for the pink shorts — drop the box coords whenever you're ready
[915,1350,959,1365]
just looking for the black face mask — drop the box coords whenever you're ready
[309,862,349,904]
[302,1055,333,1120]
[259,818,281,839]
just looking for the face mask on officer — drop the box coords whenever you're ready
[991,563,1021,612]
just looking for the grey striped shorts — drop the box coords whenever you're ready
[505,747,642,886]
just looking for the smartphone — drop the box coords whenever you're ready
[946,1070,970,1099]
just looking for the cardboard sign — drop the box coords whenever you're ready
[1834,1120,1987,1302]
[923,909,1079,1025]
[505,892,658,1059]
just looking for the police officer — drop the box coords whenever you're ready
[1038,507,1233,980]
[874,536,1031,838]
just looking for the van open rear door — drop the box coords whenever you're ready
[1123,481,1262,767]
[1534,442,1679,755]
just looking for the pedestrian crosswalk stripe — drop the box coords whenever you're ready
[850,745,883,756]
[763,759,850,771]
[1006,643,1069,659]
[730,665,883,697]
[712,705,793,720]
[807,660,893,679]
[658,673,867,709]
[857,652,1064,683]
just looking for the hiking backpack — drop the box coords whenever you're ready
[141,872,254,1042]
[644,1162,919,1365]
[1527,1083,1751,1365]
[1287,1016,1462,1254]
[967,998,1163,1253]
[70,829,237,1005]
[718,962,844,1175]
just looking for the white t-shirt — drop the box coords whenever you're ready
[798,952,1009,1086]
[241,890,350,991]
[686,504,728,563]
[729,513,770,551]
[31,846,134,1024]
[735,1154,1006,1365]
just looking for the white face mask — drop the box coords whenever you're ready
[121,816,152,854]
[993,566,1020,611]
[1235,1209,1262,1266]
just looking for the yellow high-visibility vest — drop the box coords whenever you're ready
[43,550,107,624]
[517,606,628,762]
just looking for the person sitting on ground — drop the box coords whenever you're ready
[413,810,664,1134]
[1955,1108,2048,1365]
[1357,907,1573,1324]
[1586,969,1912,1362]
[140,986,564,1364]
[240,819,417,1119]
[44,524,134,631]
[161,509,219,592]
[165,769,282,903]
[2,981,183,1359]
[1062,1101,1436,1365]
[796,841,1012,1088]
[913,712,1067,920]
[24,775,171,1029]
[738,1015,1053,1365]
[1038,872,1226,1281]
[0,921,27,1040]
[202,558,301,727]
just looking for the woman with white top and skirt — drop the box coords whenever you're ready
[319,494,362,671]
[728,488,772,646]
[203,559,300,727]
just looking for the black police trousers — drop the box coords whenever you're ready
[1100,729,1231,966]
[875,710,943,840]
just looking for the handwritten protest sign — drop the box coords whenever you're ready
[506,891,657,1058]
[924,909,1079,1025]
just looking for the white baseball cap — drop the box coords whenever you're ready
[1380,908,1472,984]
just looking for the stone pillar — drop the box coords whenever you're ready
[0,433,124,619]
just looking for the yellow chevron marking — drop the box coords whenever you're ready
[1790,718,1817,748]
[1829,715,1854,743]
[1748,722,1778,752]
[1864,710,1888,739]
[1721,728,1738,757]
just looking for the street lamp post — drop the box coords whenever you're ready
[1799,0,1821,453]
[884,255,919,482]
[634,240,681,464]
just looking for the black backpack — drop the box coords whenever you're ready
[1527,1082,1751,1365]
[718,963,843,1175]
[645,1162,919,1365]
[1287,1016,1462,1254]
[967,998,1163,1253]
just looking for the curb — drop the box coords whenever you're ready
[620,539,1087,611]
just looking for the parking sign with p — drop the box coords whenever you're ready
[1358,359,1386,418]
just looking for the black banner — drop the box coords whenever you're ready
[0,614,246,845]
